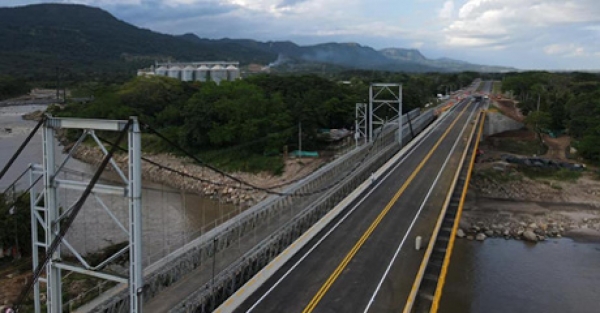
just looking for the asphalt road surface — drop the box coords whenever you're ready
[234,97,480,313]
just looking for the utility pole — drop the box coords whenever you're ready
[298,121,302,156]
[535,94,541,131]
[56,67,60,101]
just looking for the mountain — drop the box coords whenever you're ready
[0,4,276,80]
[0,3,514,81]
[168,34,514,73]
[379,48,428,62]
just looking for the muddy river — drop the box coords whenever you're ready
[0,105,236,267]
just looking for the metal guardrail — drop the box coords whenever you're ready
[168,110,434,313]
[404,109,485,313]
[86,108,434,313]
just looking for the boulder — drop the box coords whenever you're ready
[457,229,466,238]
[528,223,538,229]
[522,230,538,242]
[476,233,487,241]
[484,230,494,237]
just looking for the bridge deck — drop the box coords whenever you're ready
[230,98,479,313]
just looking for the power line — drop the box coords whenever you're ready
[129,120,388,197]
[13,119,133,312]
[0,117,45,182]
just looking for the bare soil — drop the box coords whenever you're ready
[461,98,600,242]
[542,134,571,160]
[494,99,525,122]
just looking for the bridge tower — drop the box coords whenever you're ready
[368,83,403,144]
[29,116,143,313]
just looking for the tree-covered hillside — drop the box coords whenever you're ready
[54,73,470,173]
[0,4,276,81]
[502,71,600,164]
[0,3,513,84]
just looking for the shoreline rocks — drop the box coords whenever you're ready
[457,213,600,243]
[71,145,273,207]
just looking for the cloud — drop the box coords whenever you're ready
[544,44,586,57]
[438,0,453,19]
[3,0,600,69]
[410,41,425,49]
[444,0,600,49]
[276,0,309,9]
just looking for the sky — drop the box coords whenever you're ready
[2,0,600,70]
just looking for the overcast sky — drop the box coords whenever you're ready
[3,0,600,70]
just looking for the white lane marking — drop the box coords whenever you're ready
[245,100,469,313]
[362,103,477,313]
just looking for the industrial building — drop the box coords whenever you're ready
[138,62,241,84]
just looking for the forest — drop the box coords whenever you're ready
[501,71,600,164]
[0,76,30,101]
[52,72,478,173]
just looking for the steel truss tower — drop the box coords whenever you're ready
[30,116,143,313]
[368,83,403,145]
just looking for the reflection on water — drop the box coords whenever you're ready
[0,106,237,266]
[440,238,600,313]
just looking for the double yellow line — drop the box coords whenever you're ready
[302,101,473,313]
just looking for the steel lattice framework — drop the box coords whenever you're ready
[368,83,403,145]
[29,117,143,313]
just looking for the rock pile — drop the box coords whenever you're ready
[457,219,568,243]
[73,145,272,207]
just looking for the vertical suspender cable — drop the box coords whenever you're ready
[14,119,132,312]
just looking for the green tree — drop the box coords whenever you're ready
[0,193,31,257]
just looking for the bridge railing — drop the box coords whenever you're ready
[88,108,434,313]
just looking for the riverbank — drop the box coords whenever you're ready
[458,153,600,243]
[6,103,328,207]
[72,145,326,207]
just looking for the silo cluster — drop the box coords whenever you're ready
[151,62,240,84]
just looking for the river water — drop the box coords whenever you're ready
[0,105,236,267]
[440,238,600,313]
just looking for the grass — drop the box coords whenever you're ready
[476,82,486,92]
[492,81,502,94]
[474,168,522,183]
[519,167,583,181]
[486,106,501,113]
[486,105,508,116]
[488,137,548,156]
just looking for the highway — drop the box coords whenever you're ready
[232,96,480,313]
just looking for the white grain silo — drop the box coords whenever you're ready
[168,66,181,80]
[226,65,240,81]
[195,65,209,82]
[182,65,195,82]
[155,66,168,76]
[210,65,227,84]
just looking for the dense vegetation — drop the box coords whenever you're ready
[0,193,31,257]
[0,76,30,101]
[54,73,473,173]
[0,3,509,84]
[0,4,275,82]
[501,71,600,164]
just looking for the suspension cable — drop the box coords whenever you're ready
[13,119,132,312]
[0,116,45,181]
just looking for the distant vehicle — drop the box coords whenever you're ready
[484,95,489,99]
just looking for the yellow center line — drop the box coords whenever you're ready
[302,101,473,313]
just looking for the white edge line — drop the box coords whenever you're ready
[362,101,476,313]
[214,99,467,313]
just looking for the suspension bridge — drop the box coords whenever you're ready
[0,81,491,313]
